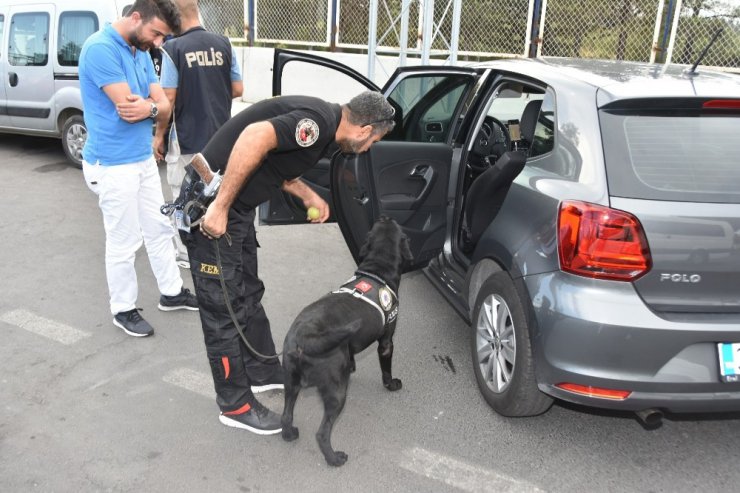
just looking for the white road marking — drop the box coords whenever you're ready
[1,309,91,345]
[162,367,214,398]
[400,446,545,493]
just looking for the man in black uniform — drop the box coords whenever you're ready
[182,91,395,435]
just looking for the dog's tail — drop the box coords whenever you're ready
[297,318,363,356]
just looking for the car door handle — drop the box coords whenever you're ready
[409,164,430,177]
[353,191,369,205]
[409,164,436,209]
[9,72,18,87]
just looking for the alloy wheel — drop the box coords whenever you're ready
[66,122,87,163]
[475,293,516,393]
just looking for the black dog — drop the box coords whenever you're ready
[281,216,413,466]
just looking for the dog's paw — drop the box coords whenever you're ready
[282,426,299,442]
[384,378,402,391]
[325,451,348,467]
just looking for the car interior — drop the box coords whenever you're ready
[459,82,545,253]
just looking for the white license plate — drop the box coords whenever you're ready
[717,343,740,383]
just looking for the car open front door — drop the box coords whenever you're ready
[332,67,480,270]
[332,142,453,270]
[260,49,381,225]
[265,49,479,270]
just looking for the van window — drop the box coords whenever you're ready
[0,15,5,57]
[9,12,49,66]
[58,12,98,66]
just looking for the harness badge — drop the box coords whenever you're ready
[379,286,393,311]
[295,118,319,147]
[354,280,373,293]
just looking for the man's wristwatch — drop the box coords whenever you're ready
[149,102,158,119]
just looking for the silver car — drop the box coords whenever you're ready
[266,50,740,424]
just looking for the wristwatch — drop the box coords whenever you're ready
[149,102,158,119]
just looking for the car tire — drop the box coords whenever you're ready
[470,273,553,417]
[61,114,86,169]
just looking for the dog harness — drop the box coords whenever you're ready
[332,270,399,327]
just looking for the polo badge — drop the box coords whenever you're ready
[295,118,319,147]
[379,287,393,311]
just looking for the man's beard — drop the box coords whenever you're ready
[130,29,153,51]
[338,135,370,154]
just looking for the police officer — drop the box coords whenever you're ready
[154,0,243,268]
[183,91,395,435]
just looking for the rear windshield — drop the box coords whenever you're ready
[599,105,740,203]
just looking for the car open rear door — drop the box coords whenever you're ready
[260,49,381,225]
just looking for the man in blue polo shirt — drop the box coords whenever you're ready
[80,0,198,338]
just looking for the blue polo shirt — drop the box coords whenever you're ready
[79,24,158,165]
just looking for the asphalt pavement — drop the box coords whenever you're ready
[1,133,739,492]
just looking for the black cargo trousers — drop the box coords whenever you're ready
[181,207,281,413]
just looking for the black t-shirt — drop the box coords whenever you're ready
[201,95,342,211]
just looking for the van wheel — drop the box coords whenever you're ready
[470,273,553,417]
[62,115,86,169]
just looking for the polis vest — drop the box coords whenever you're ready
[164,27,233,154]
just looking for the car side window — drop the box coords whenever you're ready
[530,91,555,157]
[58,11,99,67]
[9,12,49,66]
[385,74,473,143]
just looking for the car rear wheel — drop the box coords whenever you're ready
[470,273,553,417]
[61,114,86,169]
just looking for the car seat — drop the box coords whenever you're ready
[461,99,542,252]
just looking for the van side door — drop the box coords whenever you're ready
[6,3,55,131]
[0,10,9,127]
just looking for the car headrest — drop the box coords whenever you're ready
[519,99,542,144]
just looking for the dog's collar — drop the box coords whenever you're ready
[354,270,388,287]
[332,273,398,327]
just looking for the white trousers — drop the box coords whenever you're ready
[83,157,183,315]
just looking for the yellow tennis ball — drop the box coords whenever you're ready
[307,206,321,221]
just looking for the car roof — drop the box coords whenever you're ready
[473,57,740,105]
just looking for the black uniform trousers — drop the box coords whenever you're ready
[182,207,280,413]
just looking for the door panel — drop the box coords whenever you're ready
[332,141,452,270]
[6,7,55,131]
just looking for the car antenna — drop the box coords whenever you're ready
[684,28,723,76]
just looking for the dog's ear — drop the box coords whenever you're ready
[400,234,413,263]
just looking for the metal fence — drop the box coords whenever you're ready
[334,0,531,56]
[541,0,662,62]
[670,1,740,68]
[199,0,740,71]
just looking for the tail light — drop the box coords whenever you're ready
[558,201,651,281]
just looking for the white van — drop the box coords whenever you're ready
[0,1,131,167]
